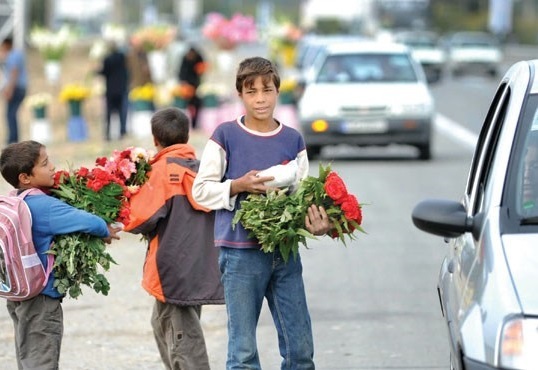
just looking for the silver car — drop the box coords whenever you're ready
[412,60,538,369]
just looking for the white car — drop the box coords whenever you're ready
[445,31,503,77]
[394,30,446,83]
[298,41,435,160]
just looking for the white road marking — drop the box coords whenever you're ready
[435,113,478,151]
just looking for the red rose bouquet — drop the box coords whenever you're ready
[49,147,153,298]
[232,163,365,262]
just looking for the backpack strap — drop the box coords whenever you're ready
[11,188,54,285]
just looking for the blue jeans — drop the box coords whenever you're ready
[6,86,26,144]
[219,247,314,370]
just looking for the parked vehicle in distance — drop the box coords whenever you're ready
[444,31,503,77]
[412,59,538,370]
[394,30,446,83]
[298,40,434,160]
[295,34,369,72]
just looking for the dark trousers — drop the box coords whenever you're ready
[7,295,63,370]
[6,87,26,144]
[105,93,128,140]
[189,94,201,129]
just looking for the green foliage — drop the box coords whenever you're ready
[232,188,318,263]
[48,172,124,299]
[232,163,365,263]
[48,233,116,299]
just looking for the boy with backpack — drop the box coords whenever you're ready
[124,107,224,370]
[0,140,121,369]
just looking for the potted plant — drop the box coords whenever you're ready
[26,92,52,119]
[129,83,156,138]
[279,78,297,105]
[26,92,53,143]
[129,83,156,112]
[170,83,195,109]
[59,83,91,141]
[30,26,76,84]
[130,25,176,84]
[198,82,225,108]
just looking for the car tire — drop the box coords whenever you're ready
[306,145,321,160]
[417,143,432,160]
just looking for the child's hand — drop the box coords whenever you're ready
[305,205,331,236]
[103,224,122,244]
[231,170,275,195]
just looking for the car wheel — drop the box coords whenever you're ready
[306,145,321,160]
[417,143,431,160]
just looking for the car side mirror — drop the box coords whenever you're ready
[411,199,472,238]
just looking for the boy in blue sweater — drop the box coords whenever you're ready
[193,57,330,369]
[0,140,120,369]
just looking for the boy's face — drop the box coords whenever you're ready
[21,147,55,189]
[239,76,278,124]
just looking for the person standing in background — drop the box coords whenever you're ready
[0,37,27,144]
[97,41,129,141]
[126,37,152,90]
[178,46,205,129]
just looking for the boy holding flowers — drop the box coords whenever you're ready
[124,107,224,369]
[0,140,121,369]
[192,57,330,369]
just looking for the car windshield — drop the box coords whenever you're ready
[316,53,418,83]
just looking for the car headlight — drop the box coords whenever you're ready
[499,317,538,369]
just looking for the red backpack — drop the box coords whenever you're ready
[0,189,53,301]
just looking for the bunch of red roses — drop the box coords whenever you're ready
[48,147,153,299]
[299,164,364,242]
[233,163,365,262]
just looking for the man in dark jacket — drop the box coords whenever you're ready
[178,46,205,129]
[98,42,129,140]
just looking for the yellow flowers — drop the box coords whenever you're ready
[280,78,298,93]
[59,84,91,102]
[129,83,156,101]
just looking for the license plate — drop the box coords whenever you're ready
[341,120,388,133]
